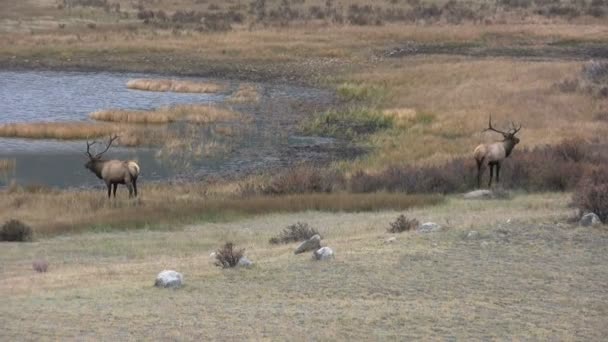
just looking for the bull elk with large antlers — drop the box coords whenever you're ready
[84,135,140,198]
[474,116,522,188]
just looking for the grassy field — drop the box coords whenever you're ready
[2,193,607,339]
[1,1,608,339]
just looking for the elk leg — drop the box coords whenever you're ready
[476,158,484,188]
[107,183,112,198]
[112,183,118,198]
[127,183,134,198]
[496,163,501,184]
[133,178,138,197]
[488,164,494,188]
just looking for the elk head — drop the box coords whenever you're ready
[84,135,119,172]
[484,115,522,150]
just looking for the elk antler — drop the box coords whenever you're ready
[483,115,509,136]
[509,121,522,135]
[93,135,119,159]
[85,140,98,158]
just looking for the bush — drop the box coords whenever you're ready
[215,242,244,268]
[269,222,320,244]
[260,165,345,195]
[388,214,419,233]
[573,167,608,223]
[1,219,33,242]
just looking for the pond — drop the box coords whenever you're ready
[0,70,336,188]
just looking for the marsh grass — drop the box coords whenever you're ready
[226,83,260,103]
[90,104,244,124]
[0,122,117,140]
[0,159,16,172]
[126,79,224,93]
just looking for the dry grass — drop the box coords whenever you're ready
[0,159,16,172]
[2,193,607,339]
[126,79,224,93]
[226,83,260,104]
[0,122,118,140]
[90,104,243,124]
[0,182,441,236]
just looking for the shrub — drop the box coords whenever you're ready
[269,222,320,244]
[573,167,608,223]
[1,219,33,242]
[215,242,245,268]
[260,165,345,195]
[388,214,419,233]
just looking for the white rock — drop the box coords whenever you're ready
[313,247,334,261]
[294,234,322,254]
[384,237,397,244]
[417,222,442,233]
[466,230,479,239]
[580,213,601,227]
[154,270,183,288]
[463,190,493,199]
[237,256,254,268]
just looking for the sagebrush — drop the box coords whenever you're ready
[215,242,245,268]
[1,219,33,242]
[388,214,419,233]
[269,222,320,244]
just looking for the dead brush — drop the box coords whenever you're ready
[0,219,33,242]
[388,214,419,233]
[269,222,320,244]
[214,242,245,268]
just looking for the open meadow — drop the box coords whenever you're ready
[1,0,608,339]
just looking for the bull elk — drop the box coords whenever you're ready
[84,135,140,198]
[474,116,522,188]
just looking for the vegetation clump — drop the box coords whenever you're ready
[302,107,393,140]
[215,242,245,268]
[388,214,419,233]
[574,168,608,223]
[269,222,320,244]
[1,219,33,242]
[126,79,224,93]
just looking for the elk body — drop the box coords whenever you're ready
[84,136,140,198]
[474,116,521,188]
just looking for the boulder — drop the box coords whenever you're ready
[417,222,442,233]
[32,259,48,273]
[154,270,183,288]
[313,247,334,261]
[580,213,601,227]
[463,189,493,199]
[384,237,397,244]
[294,234,322,254]
[237,256,254,268]
[466,230,479,239]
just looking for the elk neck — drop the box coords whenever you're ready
[503,138,517,157]
[88,159,107,179]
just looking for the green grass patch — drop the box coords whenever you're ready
[336,83,388,103]
[301,107,393,139]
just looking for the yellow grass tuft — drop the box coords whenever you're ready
[126,79,224,93]
[226,83,261,103]
[0,122,117,140]
[90,104,244,125]
[0,159,16,172]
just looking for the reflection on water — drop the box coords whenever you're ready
[0,70,334,188]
